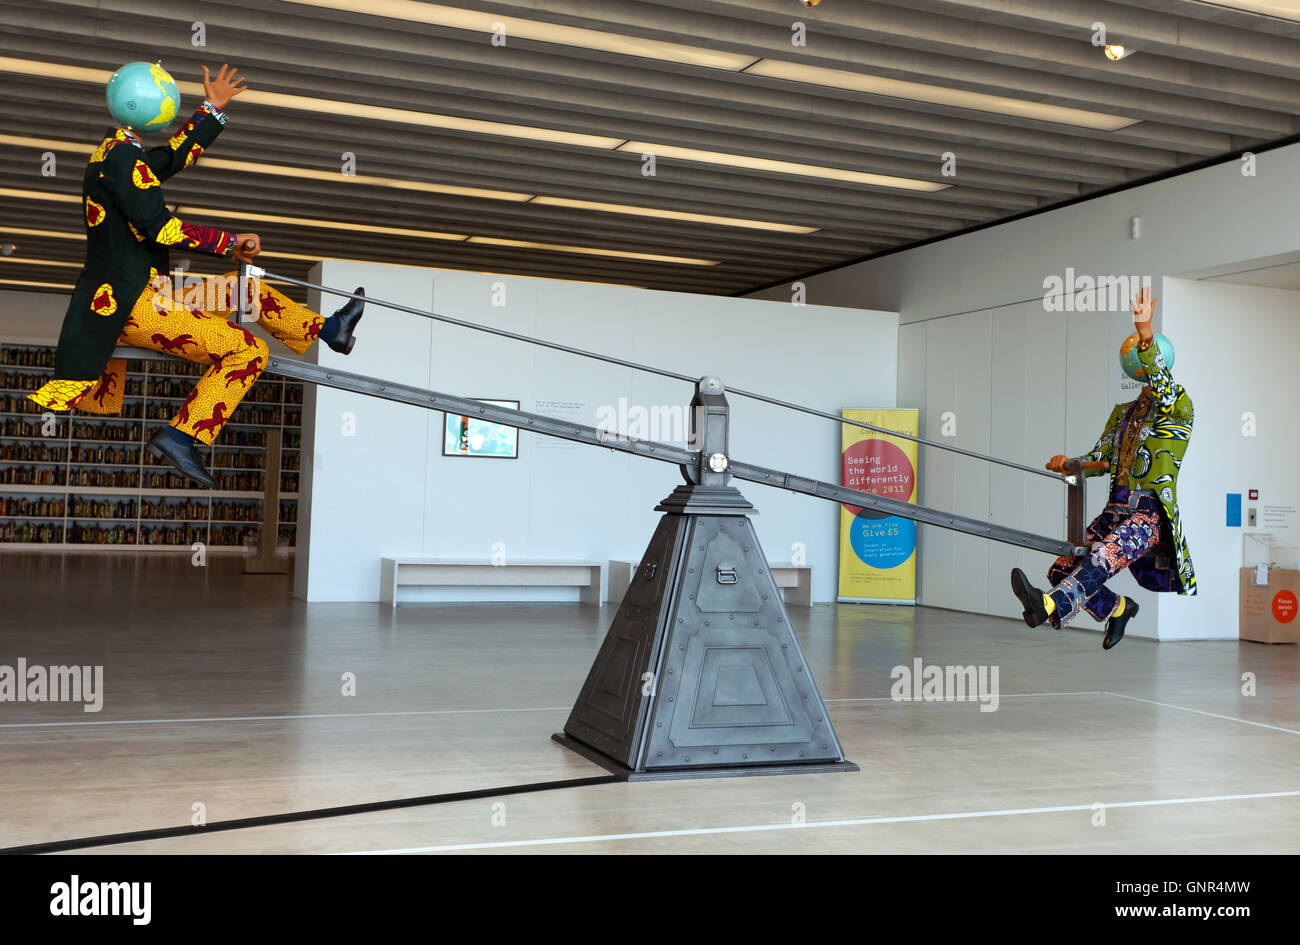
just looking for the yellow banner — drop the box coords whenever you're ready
[838,408,919,604]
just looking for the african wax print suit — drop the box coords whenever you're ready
[29,103,326,444]
[1044,340,1197,627]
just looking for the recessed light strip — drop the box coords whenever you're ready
[281,0,758,70]
[0,191,717,266]
[0,227,83,240]
[0,257,80,267]
[528,196,816,233]
[617,142,950,192]
[0,278,76,290]
[180,206,467,242]
[0,134,818,232]
[465,236,715,266]
[0,57,951,193]
[744,60,1139,132]
[1194,1,1300,22]
[281,2,1137,131]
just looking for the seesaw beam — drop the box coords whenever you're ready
[263,356,1084,558]
[110,348,1084,558]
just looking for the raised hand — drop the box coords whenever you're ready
[1131,286,1157,341]
[202,64,248,111]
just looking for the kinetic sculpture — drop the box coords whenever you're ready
[49,61,1184,781]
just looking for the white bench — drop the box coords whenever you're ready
[380,558,604,607]
[608,560,813,608]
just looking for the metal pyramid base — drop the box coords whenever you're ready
[553,485,857,781]
[551,733,858,782]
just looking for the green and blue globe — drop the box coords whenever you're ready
[105,62,179,131]
[1119,331,1174,381]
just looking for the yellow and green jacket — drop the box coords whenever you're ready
[1077,341,1196,595]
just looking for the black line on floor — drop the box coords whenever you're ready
[0,775,622,855]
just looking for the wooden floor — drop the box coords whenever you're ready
[1,552,1297,854]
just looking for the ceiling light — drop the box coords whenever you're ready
[0,58,940,206]
[0,188,76,204]
[197,157,532,202]
[465,236,716,266]
[180,207,467,242]
[1104,44,1127,61]
[528,196,818,233]
[0,134,93,154]
[744,59,1139,131]
[0,56,623,151]
[617,142,949,191]
[0,227,82,241]
[0,56,107,85]
[0,136,818,232]
[282,0,757,70]
[0,278,76,290]
[1195,1,1300,21]
[0,256,80,267]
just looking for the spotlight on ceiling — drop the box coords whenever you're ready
[800,0,821,7]
[1104,44,1127,61]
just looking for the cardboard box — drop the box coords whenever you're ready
[1240,568,1300,644]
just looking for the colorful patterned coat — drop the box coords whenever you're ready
[50,103,237,382]
[1077,341,1197,595]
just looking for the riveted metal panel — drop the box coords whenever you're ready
[642,515,844,771]
[560,513,688,768]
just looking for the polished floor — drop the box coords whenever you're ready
[1,552,1297,854]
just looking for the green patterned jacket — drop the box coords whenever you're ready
[1077,341,1197,596]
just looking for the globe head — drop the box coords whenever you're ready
[1119,332,1175,381]
[105,62,180,131]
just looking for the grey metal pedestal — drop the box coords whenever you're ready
[553,484,858,781]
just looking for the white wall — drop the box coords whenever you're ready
[1158,279,1300,640]
[0,289,73,344]
[296,262,898,603]
[750,142,1300,639]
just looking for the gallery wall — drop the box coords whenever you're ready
[749,140,1300,639]
[1157,279,1300,640]
[294,262,899,603]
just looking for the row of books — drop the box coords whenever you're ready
[0,467,273,490]
[0,443,300,469]
[68,497,137,518]
[0,493,278,519]
[0,495,65,517]
[0,348,55,368]
[0,521,268,544]
[0,442,70,463]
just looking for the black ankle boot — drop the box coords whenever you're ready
[1103,598,1139,650]
[1010,568,1052,628]
[325,287,365,354]
[147,428,217,490]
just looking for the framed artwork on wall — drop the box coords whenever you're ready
[442,400,520,458]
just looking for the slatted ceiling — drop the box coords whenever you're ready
[0,0,1297,301]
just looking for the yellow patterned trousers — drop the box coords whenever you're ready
[31,273,325,445]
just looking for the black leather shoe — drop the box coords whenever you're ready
[147,429,217,490]
[1103,598,1138,650]
[325,287,365,355]
[1010,568,1052,628]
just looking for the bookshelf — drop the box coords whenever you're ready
[0,340,301,550]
